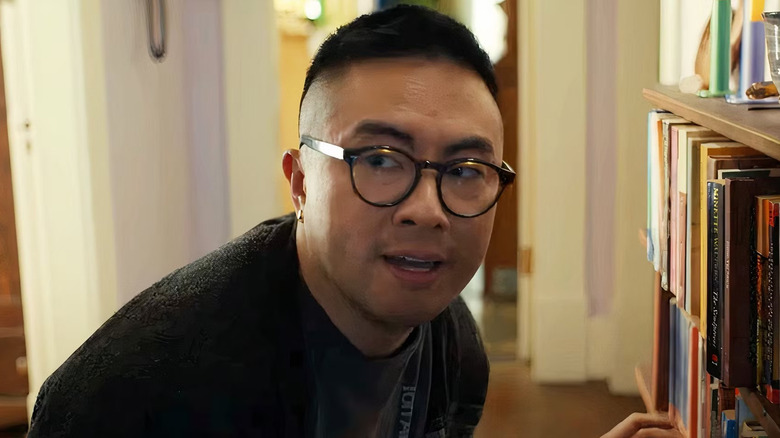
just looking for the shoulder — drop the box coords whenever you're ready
[28,214,300,437]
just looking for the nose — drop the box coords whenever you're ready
[391,170,451,230]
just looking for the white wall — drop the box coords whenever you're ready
[222,1,284,237]
[584,0,618,381]
[519,0,657,390]
[520,0,589,383]
[609,0,657,394]
[2,0,282,414]
[100,0,230,306]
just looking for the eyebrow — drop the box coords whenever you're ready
[353,121,415,147]
[352,120,495,159]
[443,137,495,158]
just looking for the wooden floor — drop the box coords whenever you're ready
[475,360,646,438]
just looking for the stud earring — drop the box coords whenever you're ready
[296,196,304,223]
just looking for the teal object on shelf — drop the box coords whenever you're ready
[709,0,731,97]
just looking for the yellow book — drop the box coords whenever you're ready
[698,142,765,338]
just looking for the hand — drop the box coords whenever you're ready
[601,412,682,438]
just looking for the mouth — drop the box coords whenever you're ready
[383,255,443,272]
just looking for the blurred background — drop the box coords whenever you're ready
[0,0,660,436]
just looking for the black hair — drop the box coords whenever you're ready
[300,5,498,109]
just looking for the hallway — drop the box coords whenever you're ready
[467,277,646,438]
[476,361,645,437]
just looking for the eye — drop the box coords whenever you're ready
[364,152,402,169]
[447,164,485,179]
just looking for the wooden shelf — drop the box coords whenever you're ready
[738,388,780,438]
[635,364,655,415]
[643,86,780,160]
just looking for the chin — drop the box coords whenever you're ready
[366,292,455,327]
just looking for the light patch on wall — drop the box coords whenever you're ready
[304,0,323,20]
[470,0,508,63]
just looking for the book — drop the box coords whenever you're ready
[699,143,767,336]
[708,179,726,379]
[664,118,695,291]
[769,199,780,402]
[699,341,710,438]
[718,168,780,178]
[689,317,701,438]
[649,111,674,270]
[755,196,773,394]
[672,125,683,297]
[652,272,672,412]
[723,178,780,387]
[748,194,780,399]
[711,378,722,437]
[682,130,729,317]
[671,297,680,422]
[675,125,717,305]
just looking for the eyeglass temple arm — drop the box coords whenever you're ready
[301,136,346,160]
[501,160,516,174]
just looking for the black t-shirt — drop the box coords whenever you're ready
[298,285,432,438]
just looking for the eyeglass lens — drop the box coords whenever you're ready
[351,149,501,216]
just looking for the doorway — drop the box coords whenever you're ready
[0,33,29,434]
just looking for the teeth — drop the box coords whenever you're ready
[387,256,438,271]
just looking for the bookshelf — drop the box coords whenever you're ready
[643,85,780,438]
[643,86,780,160]
[739,387,780,437]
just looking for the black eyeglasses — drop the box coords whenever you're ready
[300,135,516,218]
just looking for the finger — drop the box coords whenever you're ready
[635,427,683,438]
[625,412,674,429]
[601,413,675,438]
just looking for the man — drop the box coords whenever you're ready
[29,6,501,438]
[27,5,675,438]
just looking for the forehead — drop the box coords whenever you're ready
[304,58,503,156]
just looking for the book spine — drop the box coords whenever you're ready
[652,274,671,411]
[771,201,780,402]
[707,181,723,378]
[681,192,689,310]
[680,306,688,429]
[670,298,679,421]
[689,319,700,438]
[648,113,654,263]
[710,378,720,438]
[671,128,680,296]
[751,198,763,391]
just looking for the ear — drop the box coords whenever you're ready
[282,149,306,212]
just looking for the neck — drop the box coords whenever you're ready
[297,235,413,358]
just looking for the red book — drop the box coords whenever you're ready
[723,178,780,386]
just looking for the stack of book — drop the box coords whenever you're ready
[646,109,780,437]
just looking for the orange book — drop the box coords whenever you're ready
[688,317,700,438]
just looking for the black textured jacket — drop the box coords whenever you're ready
[27,214,489,437]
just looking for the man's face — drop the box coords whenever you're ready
[294,58,504,327]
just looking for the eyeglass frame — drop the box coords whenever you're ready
[299,134,516,218]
